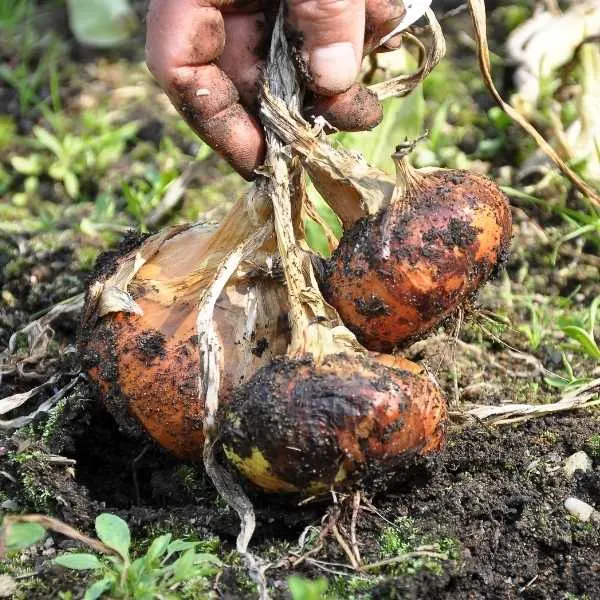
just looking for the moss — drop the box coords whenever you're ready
[327,576,375,600]
[41,397,70,449]
[585,434,600,459]
[40,393,91,454]
[174,464,208,498]
[20,471,56,514]
[7,451,57,514]
[377,517,460,578]
[379,517,416,557]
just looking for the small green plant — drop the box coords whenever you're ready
[10,116,138,201]
[544,351,592,391]
[0,0,66,113]
[559,296,600,361]
[1,513,222,600]
[122,169,180,224]
[517,300,547,351]
[585,434,600,459]
[1,520,46,552]
[288,576,328,600]
[52,513,221,599]
[551,209,600,265]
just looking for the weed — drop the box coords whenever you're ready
[559,296,600,361]
[0,1,67,113]
[58,514,219,599]
[288,576,329,600]
[10,117,138,200]
[517,300,547,351]
[327,575,374,600]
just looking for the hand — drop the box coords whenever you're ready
[146,0,407,180]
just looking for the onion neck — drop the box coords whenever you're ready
[379,143,425,261]
[390,143,426,210]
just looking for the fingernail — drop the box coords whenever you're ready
[309,43,358,94]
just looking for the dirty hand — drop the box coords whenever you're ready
[146,0,407,180]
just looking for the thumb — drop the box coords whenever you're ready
[287,0,365,96]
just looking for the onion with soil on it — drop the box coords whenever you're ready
[78,222,290,461]
[320,141,513,351]
[78,7,453,514]
[214,26,448,495]
[260,93,512,353]
[218,353,446,494]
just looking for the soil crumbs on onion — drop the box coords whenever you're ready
[2,1,600,598]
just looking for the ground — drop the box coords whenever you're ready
[1,1,599,599]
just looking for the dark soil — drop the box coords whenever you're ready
[2,388,598,598]
[2,245,597,598]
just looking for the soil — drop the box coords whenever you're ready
[1,239,598,598]
[2,374,599,598]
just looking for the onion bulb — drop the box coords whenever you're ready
[320,146,512,351]
[218,353,446,494]
[78,224,289,460]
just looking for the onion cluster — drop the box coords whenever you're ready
[79,138,510,497]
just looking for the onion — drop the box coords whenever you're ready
[79,223,289,460]
[218,353,446,494]
[320,144,512,351]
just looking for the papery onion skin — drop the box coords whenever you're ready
[321,170,512,352]
[78,225,289,461]
[218,354,446,495]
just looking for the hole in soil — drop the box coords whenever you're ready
[66,402,198,509]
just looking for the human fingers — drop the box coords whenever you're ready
[286,0,366,96]
[217,12,269,113]
[364,0,406,53]
[146,0,265,180]
[305,84,383,131]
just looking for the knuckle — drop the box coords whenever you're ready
[145,48,167,85]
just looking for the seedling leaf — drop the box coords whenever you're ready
[55,553,103,570]
[288,576,329,600]
[171,548,196,583]
[83,577,113,600]
[562,326,600,359]
[95,513,130,560]
[163,539,198,563]
[145,534,171,563]
[4,522,46,550]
